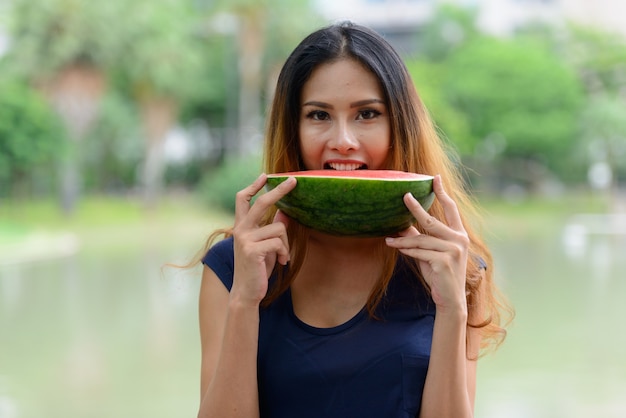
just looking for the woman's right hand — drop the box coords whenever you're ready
[231,173,297,306]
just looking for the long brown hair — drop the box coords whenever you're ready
[199,22,511,354]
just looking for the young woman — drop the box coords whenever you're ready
[195,21,510,418]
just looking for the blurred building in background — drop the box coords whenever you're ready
[315,0,626,50]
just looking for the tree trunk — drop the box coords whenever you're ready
[236,13,265,156]
[138,96,178,209]
[39,64,105,215]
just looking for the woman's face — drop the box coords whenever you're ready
[298,59,391,171]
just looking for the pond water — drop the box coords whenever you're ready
[1,216,625,417]
[476,225,626,418]
[0,247,202,418]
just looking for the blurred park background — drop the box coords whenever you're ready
[1,0,626,417]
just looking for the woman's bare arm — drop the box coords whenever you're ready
[385,176,485,418]
[197,174,296,418]
[418,270,486,418]
[197,266,261,418]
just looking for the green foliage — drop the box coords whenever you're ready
[199,0,323,164]
[416,3,481,62]
[3,0,625,197]
[0,79,66,196]
[6,0,125,79]
[7,0,209,102]
[119,0,206,101]
[179,35,235,127]
[579,94,626,178]
[404,5,609,190]
[198,153,262,213]
[81,92,143,192]
[563,24,626,95]
[444,37,584,162]
[409,26,585,185]
[262,0,325,66]
[406,60,472,153]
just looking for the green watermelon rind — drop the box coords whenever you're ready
[265,171,435,237]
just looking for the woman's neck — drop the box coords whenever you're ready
[289,231,386,327]
[307,229,383,255]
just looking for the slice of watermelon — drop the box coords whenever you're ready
[265,170,434,237]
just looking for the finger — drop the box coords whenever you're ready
[254,232,291,266]
[395,247,438,264]
[386,233,450,252]
[247,176,297,222]
[241,236,290,267]
[403,192,445,236]
[266,237,291,266]
[235,173,268,223]
[272,211,292,264]
[385,225,418,248]
[236,176,297,227]
[238,222,291,266]
[433,175,464,232]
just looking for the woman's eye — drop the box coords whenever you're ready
[358,109,382,120]
[306,110,330,121]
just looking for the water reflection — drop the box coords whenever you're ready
[562,214,626,261]
[1,219,625,417]
[0,250,201,418]
[0,392,17,418]
[476,216,626,418]
[0,264,23,315]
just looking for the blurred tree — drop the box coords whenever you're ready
[115,0,206,207]
[81,91,142,193]
[6,0,121,212]
[261,0,325,82]
[6,0,214,207]
[198,0,321,156]
[406,60,472,154]
[442,36,584,190]
[563,24,626,97]
[559,24,626,191]
[579,94,626,189]
[0,78,65,197]
[513,22,626,188]
[415,3,481,62]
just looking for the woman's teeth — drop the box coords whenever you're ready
[326,163,365,171]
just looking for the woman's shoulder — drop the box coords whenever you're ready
[202,235,234,259]
[202,235,234,290]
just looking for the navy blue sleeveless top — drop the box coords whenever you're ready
[203,236,435,418]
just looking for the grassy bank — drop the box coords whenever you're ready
[478,190,610,240]
[0,193,235,264]
[0,190,609,263]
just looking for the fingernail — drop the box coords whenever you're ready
[406,192,421,206]
[385,237,395,244]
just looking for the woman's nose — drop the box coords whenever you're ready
[329,122,359,153]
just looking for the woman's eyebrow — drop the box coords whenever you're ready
[302,101,332,108]
[302,99,385,108]
[350,98,385,108]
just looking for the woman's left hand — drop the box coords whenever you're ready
[385,175,469,314]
